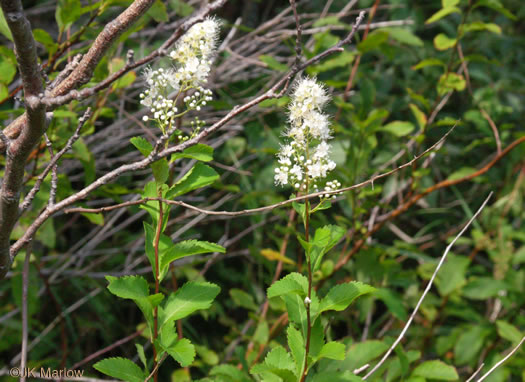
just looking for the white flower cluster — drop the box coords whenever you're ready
[139,18,220,132]
[274,78,339,195]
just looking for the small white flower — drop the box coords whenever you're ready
[304,296,311,305]
[142,115,149,122]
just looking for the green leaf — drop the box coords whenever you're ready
[318,341,345,361]
[311,371,364,382]
[343,340,389,371]
[412,360,459,380]
[358,30,389,53]
[267,272,308,298]
[473,0,516,20]
[161,240,225,274]
[259,55,288,72]
[160,281,220,328]
[437,73,466,95]
[0,11,13,41]
[81,212,104,226]
[434,33,457,51]
[172,144,214,162]
[446,167,476,181]
[435,254,470,296]
[212,364,251,382]
[381,121,415,137]
[151,159,169,185]
[130,136,153,157]
[309,225,346,272]
[106,275,149,300]
[136,344,148,373]
[462,277,507,299]
[412,58,445,70]
[384,27,423,47]
[375,288,408,321]
[442,0,459,6]
[454,325,488,365]
[148,0,168,22]
[93,357,145,382]
[56,0,83,29]
[425,6,461,24]
[496,320,523,345]
[287,325,305,377]
[0,51,16,85]
[462,21,501,35]
[230,288,258,311]
[264,345,295,371]
[166,338,196,367]
[320,282,375,313]
[409,103,427,130]
[167,163,219,198]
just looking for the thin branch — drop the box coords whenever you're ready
[289,0,303,67]
[65,124,452,217]
[19,243,32,382]
[19,108,92,214]
[362,193,493,380]
[466,363,485,382]
[475,336,525,382]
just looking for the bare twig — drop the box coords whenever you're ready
[466,363,485,382]
[19,243,32,382]
[475,336,525,382]
[19,108,92,214]
[362,192,493,380]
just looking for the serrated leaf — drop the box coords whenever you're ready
[473,0,516,20]
[166,338,196,367]
[160,240,225,272]
[93,357,145,382]
[412,360,459,380]
[287,325,305,377]
[434,33,457,51]
[160,281,220,328]
[172,144,214,162]
[381,121,415,137]
[425,6,461,24]
[267,272,308,298]
[106,275,149,300]
[264,345,295,371]
[454,325,488,365]
[167,163,219,198]
[462,277,507,299]
[320,282,376,313]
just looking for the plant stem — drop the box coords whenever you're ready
[152,189,164,382]
[300,184,312,382]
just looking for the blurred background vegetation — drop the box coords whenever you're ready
[0,0,524,380]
